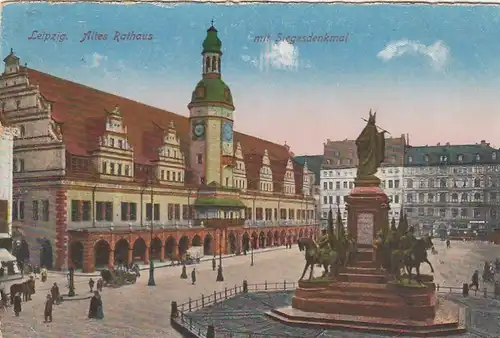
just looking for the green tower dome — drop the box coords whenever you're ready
[202,26,222,54]
[189,78,234,110]
[188,24,234,110]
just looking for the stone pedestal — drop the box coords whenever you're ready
[344,178,389,262]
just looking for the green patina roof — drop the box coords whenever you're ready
[405,143,500,166]
[203,26,222,54]
[294,155,323,183]
[194,197,245,208]
[190,77,234,109]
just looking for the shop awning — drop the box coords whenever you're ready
[0,248,16,263]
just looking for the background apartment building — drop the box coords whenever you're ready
[294,155,324,222]
[404,141,500,234]
[320,135,406,228]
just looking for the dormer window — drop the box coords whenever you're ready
[493,152,497,160]
[407,156,412,163]
[476,154,481,161]
[458,154,463,161]
[440,156,447,162]
[196,86,205,99]
[424,155,429,162]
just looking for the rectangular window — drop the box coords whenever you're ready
[336,182,340,189]
[117,164,122,176]
[289,209,295,220]
[154,203,160,221]
[329,182,333,190]
[124,165,130,176]
[174,204,181,220]
[71,200,80,222]
[110,163,115,175]
[336,196,341,205]
[394,180,400,188]
[197,154,203,164]
[323,196,327,204]
[168,203,174,220]
[256,207,263,220]
[146,203,152,221]
[388,180,394,188]
[42,200,49,221]
[328,196,333,204]
[394,195,400,204]
[280,208,286,220]
[102,162,107,174]
[82,201,91,221]
[12,200,18,221]
[246,207,252,220]
[343,181,348,189]
[323,182,327,190]
[274,208,278,220]
[105,202,113,221]
[32,200,39,220]
[19,201,24,220]
[96,202,104,221]
[130,203,137,221]
[19,159,25,172]
[121,202,128,221]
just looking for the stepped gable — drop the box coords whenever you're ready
[26,68,306,189]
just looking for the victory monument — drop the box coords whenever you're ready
[267,111,466,336]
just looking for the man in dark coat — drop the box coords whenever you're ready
[13,293,22,316]
[89,278,95,293]
[51,283,60,305]
[470,270,479,291]
[44,294,53,322]
[212,257,216,271]
[191,268,196,285]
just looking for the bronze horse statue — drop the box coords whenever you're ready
[297,237,338,281]
[404,235,435,283]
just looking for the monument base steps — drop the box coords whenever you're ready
[337,272,388,284]
[292,296,436,320]
[266,304,466,337]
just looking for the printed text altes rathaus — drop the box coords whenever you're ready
[80,31,153,43]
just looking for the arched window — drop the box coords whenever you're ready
[205,57,211,72]
[212,56,217,72]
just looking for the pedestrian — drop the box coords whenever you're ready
[88,291,101,319]
[470,270,479,291]
[44,294,53,322]
[41,267,48,282]
[51,283,59,305]
[180,265,187,279]
[212,257,216,271]
[13,293,21,317]
[97,278,103,292]
[89,278,95,293]
[191,268,196,285]
[96,292,104,320]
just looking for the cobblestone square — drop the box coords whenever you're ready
[2,241,500,337]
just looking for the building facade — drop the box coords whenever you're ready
[320,136,406,227]
[0,116,17,246]
[0,27,316,272]
[404,141,500,233]
[294,155,323,222]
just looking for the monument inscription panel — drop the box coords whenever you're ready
[357,213,374,245]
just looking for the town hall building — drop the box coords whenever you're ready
[0,26,316,272]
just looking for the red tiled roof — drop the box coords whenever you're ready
[26,68,305,192]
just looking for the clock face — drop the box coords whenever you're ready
[223,121,233,142]
[193,123,205,138]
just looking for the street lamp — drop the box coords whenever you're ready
[148,174,156,286]
[216,228,224,282]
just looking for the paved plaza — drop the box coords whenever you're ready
[1,240,500,337]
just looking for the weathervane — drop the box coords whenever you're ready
[211,19,214,26]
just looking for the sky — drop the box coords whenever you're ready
[2,3,500,155]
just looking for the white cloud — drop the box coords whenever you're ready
[84,52,108,68]
[241,41,301,72]
[377,39,450,70]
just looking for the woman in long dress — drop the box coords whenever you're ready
[88,291,99,319]
[96,292,104,319]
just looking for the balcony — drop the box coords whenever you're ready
[192,218,246,228]
[244,220,319,227]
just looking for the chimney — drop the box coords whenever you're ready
[481,140,486,144]
[445,142,450,146]
[437,142,440,146]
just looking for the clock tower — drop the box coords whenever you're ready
[188,24,235,186]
